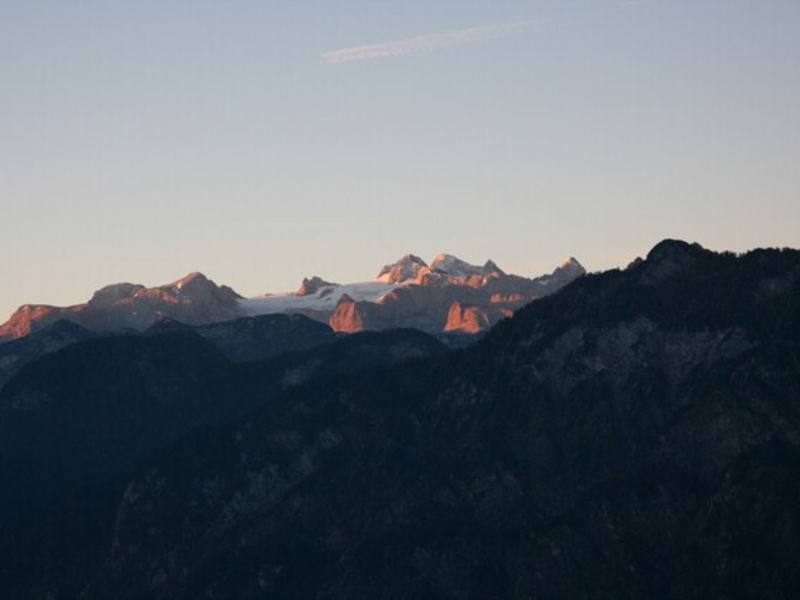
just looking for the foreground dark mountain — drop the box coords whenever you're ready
[0,324,448,599]
[144,313,338,363]
[0,330,233,524]
[0,313,338,396]
[0,320,96,389]
[2,239,799,599]
[0,324,446,526]
[75,240,799,599]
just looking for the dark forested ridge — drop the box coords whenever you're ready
[0,319,97,390]
[0,313,340,391]
[2,240,799,599]
[0,322,448,599]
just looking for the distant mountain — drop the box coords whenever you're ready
[377,253,430,283]
[0,272,242,342]
[245,253,586,334]
[59,239,798,599]
[0,254,585,344]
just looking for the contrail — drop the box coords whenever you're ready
[322,21,538,64]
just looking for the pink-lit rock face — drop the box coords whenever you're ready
[1,254,586,342]
[376,254,430,284]
[430,254,505,288]
[444,301,490,333]
[328,295,366,333]
[0,304,63,340]
[490,292,526,303]
[0,272,243,342]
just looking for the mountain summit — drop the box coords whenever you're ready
[245,253,586,334]
[376,254,430,284]
[0,253,585,343]
[430,254,505,280]
[0,272,241,342]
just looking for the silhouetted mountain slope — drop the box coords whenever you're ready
[241,327,449,388]
[76,241,800,599]
[0,326,449,598]
[0,330,233,524]
[0,325,448,523]
[0,319,96,390]
[0,483,122,600]
[0,313,338,398]
[146,313,338,362]
[484,240,799,347]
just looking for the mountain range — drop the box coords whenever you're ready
[0,253,585,344]
[0,239,798,598]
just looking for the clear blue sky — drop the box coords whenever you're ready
[2,1,799,319]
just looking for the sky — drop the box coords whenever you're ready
[1,0,799,319]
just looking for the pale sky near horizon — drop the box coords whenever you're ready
[2,1,799,319]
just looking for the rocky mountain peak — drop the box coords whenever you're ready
[640,240,711,284]
[170,271,209,290]
[88,282,146,306]
[0,304,61,342]
[164,272,242,302]
[430,254,505,279]
[554,257,585,276]
[530,257,587,291]
[646,239,708,263]
[0,272,245,344]
[297,276,338,296]
[431,254,465,273]
[483,259,503,274]
[377,254,429,284]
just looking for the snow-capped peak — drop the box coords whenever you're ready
[430,254,504,278]
[376,254,430,284]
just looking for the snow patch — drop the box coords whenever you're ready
[240,281,404,316]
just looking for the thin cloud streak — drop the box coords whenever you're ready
[322,21,538,64]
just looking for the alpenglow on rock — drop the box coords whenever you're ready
[243,253,586,334]
[376,254,430,284]
[0,252,586,343]
[0,272,242,343]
